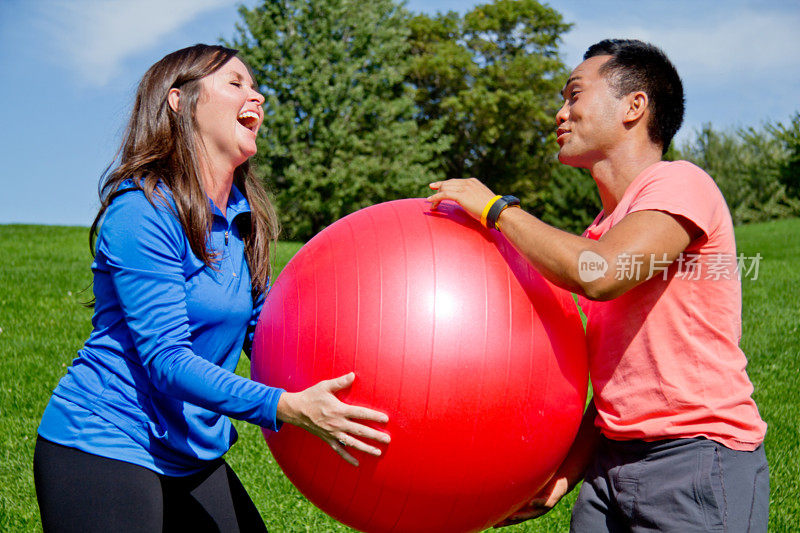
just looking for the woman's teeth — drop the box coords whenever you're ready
[237,110,259,129]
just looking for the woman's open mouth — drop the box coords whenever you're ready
[237,110,260,133]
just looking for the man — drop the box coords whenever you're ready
[428,39,768,532]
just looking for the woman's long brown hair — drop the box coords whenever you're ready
[89,44,279,296]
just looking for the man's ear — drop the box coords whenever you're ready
[623,91,648,125]
[167,88,181,113]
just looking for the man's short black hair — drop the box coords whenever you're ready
[584,39,684,154]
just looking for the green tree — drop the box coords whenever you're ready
[407,0,572,212]
[230,0,447,240]
[769,112,800,199]
[539,165,601,234]
[676,121,800,224]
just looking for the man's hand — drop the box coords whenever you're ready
[494,401,601,527]
[494,476,571,527]
[428,178,497,221]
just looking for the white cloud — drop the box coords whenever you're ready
[33,0,238,86]
[560,7,800,81]
[555,3,800,134]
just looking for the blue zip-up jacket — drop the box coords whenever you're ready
[38,183,283,474]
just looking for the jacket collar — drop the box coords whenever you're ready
[208,182,251,223]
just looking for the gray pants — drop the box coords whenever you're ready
[570,436,769,532]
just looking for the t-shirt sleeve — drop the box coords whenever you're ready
[97,191,283,431]
[626,161,725,240]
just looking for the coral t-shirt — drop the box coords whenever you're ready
[579,160,766,451]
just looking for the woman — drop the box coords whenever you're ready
[34,44,390,532]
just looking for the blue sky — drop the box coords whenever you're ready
[1,0,798,226]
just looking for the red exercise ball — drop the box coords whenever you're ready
[251,198,588,532]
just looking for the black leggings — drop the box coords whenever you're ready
[33,436,267,532]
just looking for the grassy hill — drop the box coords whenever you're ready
[1,219,797,531]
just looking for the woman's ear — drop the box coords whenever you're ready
[167,88,181,113]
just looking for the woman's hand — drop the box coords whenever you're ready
[493,475,572,527]
[428,178,497,221]
[276,372,390,466]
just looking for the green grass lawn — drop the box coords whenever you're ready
[1,219,797,531]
